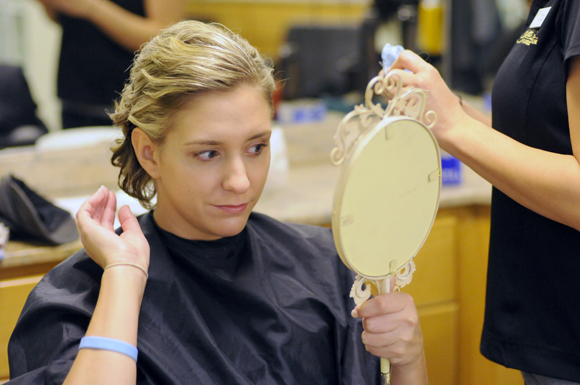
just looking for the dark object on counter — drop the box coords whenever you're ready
[279,24,362,99]
[0,175,78,245]
[0,65,48,149]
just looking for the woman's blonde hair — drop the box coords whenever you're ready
[110,20,275,209]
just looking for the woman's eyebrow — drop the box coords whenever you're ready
[248,130,272,140]
[184,139,221,146]
[184,130,271,146]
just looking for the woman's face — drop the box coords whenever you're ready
[151,84,272,240]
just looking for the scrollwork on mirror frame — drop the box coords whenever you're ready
[330,72,437,166]
[349,260,417,305]
[350,275,383,306]
[394,260,416,288]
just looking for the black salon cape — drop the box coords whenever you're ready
[7,212,380,384]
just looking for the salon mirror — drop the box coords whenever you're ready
[330,71,441,384]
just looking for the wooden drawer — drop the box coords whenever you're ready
[403,214,458,306]
[419,301,459,385]
[0,276,42,381]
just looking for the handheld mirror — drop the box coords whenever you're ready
[330,72,441,384]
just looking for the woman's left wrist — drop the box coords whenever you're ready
[391,352,428,384]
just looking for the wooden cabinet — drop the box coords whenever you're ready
[0,275,43,382]
[419,302,459,385]
[405,211,459,385]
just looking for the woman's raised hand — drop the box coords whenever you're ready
[76,186,150,273]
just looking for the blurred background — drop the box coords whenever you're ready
[0,0,529,134]
[0,2,532,384]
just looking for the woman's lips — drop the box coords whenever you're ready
[215,203,248,214]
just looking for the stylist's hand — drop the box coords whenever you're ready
[387,50,468,141]
[76,186,150,272]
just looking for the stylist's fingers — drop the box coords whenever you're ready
[389,51,440,89]
[385,49,467,139]
[389,50,427,73]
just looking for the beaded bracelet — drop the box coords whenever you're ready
[79,336,138,362]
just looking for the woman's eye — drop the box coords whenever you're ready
[248,144,267,155]
[196,150,219,161]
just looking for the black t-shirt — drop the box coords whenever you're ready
[57,0,145,105]
[482,0,580,380]
[7,212,379,384]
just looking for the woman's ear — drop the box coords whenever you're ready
[132,128,161,180]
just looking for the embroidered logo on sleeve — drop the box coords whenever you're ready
[517,29,538,46]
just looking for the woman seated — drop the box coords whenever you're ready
[7,20,428,385]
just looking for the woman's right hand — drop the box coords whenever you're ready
[76,186,150,272]
[64,187,149,385]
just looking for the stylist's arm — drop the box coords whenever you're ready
[64,186,150,385]
[388,51,580,231]
[35,0,185,51]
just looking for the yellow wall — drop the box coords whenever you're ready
[186,0,370,61]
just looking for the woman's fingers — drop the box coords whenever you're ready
[118,205,145,241]
[76,187,106,232]
[74,188,150,271]
[76,187,118,233]
[363,327,423,365]
[118,205,136,228]
[76,188,120,259]
[118,205,150,266]
[353,292,423,364]
[101,190,117,231]
[360,296,418,335]
[355,291,413,319]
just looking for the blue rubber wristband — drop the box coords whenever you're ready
[79,336,138,362]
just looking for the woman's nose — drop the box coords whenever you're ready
[222,156,250,193]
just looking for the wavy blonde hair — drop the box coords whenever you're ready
[110,20,275,209]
